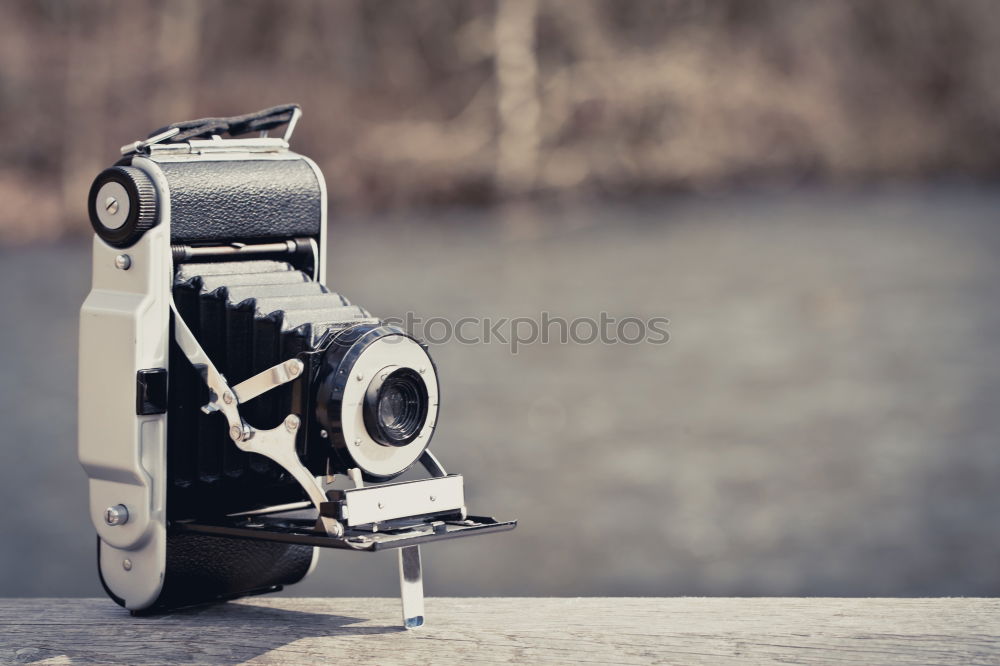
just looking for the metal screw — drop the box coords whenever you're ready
[104,504,129,526]
[353,437,361,446]
[377,502,384,509]
[114,254,132,270]
[380,373,387,381]
[429,495,436,502]
[105,196,120,215]
[122,559,132,571]
[419,367,427,374]
[285,359,303,377]
[319,429,329,439]
[222,391,234,405]
[355,373,364,381]
[284,414,300,432]
[229,425,245,442]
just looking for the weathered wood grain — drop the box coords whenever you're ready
[0,598,997,665]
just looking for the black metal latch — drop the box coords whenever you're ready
[135,368,168,415]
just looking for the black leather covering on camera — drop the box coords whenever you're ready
[156,159,322,244]
[149,104,300,143]
[99,534,314,613]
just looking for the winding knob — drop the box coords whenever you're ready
[88,166,158,248]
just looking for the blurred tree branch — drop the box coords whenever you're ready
[2,0,1000,242]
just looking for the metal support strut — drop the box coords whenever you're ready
[399,545,424,629]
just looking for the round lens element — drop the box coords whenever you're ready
[364,368,429,447]
[378,386,408,429]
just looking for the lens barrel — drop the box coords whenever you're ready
[314,324,438,480]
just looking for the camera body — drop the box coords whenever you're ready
[79,106,513,626]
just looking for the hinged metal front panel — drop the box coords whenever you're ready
[333,475,465,526]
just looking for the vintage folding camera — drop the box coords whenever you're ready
[78,105,514,627]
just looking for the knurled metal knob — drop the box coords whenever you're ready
[88,166,158,248]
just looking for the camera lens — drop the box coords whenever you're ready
[365,368,428,447]
[315,325,439,478]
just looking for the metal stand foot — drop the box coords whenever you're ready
[398,545,424,628]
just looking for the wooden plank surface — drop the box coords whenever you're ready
[0,598,997,665]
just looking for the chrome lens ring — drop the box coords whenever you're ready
[316,325,438,479]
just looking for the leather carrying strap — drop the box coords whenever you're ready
[148,104,300,143]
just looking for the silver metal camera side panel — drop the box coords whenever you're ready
[79,156,172,610]
[80,145,325,609]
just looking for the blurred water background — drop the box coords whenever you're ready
[1,0,999,598]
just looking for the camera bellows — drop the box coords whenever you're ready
[169,260,374,518]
